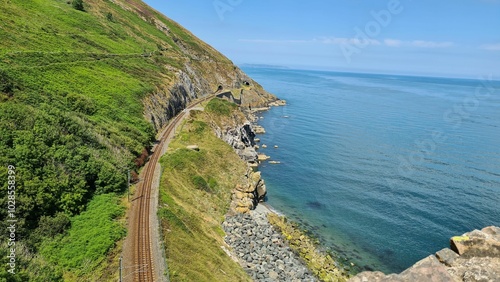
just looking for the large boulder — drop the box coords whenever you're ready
[238,147,258,162]
[186,145,199,151]
[257,154,270,161]
[230,169,268,213]
[256,183,267,201]
[250,171,261,186]
[436,248,459,266]
[253,125,266,134]
[350,226,500,282]
[350,256,457,282]
[450,226,500,258]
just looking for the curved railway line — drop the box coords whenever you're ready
[131,94,214,282]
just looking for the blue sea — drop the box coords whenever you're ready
[242,66,500,273]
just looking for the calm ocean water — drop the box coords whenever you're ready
[242,66,500,273]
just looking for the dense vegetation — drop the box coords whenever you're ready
[0,0,273,279]
[0,0,238,280]
[40,194,125,280]
[159,107,251,282]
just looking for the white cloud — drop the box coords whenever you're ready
[238,39,310,44]
[318,38,453,48]
[317,37,381,46]
[383,39,454,48]
[239,37,454,49]
[239,37,382,46]
[384,39,403,47]
[480,43,500,51]
[410,40,454,48]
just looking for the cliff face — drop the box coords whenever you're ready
[350,226,500,282]
[214,121,259,163]
[143,65,275,132]
[118,0,277,131]
[204,100,268,213]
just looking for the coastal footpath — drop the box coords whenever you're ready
[351,226,500,282]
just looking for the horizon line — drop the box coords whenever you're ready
[238,63,500,82]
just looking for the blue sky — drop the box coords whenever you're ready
[144,0,500,78]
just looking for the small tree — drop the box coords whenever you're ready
[72,0,84,11]
[0,69,15,96]
[106,12,114,22]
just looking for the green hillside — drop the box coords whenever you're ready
[158,100,252,282]
[0,0,273,280]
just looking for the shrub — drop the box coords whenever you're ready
[106,12,114,22]
[36,213,71,239]
[72,0,84,11]
[192,175,209,192]
[66,93,96,114]
[95,161,126,193]
[0,69,17,96]
[134,148,149,167]
[191,120,207,135]
[161,148,206,170]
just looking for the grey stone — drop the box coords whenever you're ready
[451,226,500,258]
[186,145,199,151]
[268,270,279,280]
[436,248,459,266]
[222,213,320,282]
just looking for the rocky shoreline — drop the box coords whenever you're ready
[223,206,318,282]
[213,99,351,281]
[350,226,500,282]
[211,99,322,281]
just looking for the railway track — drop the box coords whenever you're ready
[131,95,214,281]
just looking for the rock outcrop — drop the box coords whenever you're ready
[144,71,196,132]
[231,169,267,214]
[213,121,260,163]
[206,108,271,213]
[269,99,287,107]
[350,226,500,282]
[253,125,266,134]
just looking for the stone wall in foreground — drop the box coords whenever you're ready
[350,226,500,282]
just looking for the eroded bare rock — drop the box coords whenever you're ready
[230,169,267,213]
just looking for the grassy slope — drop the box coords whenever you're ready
[0,0,257,281]
[158,100,251,282]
